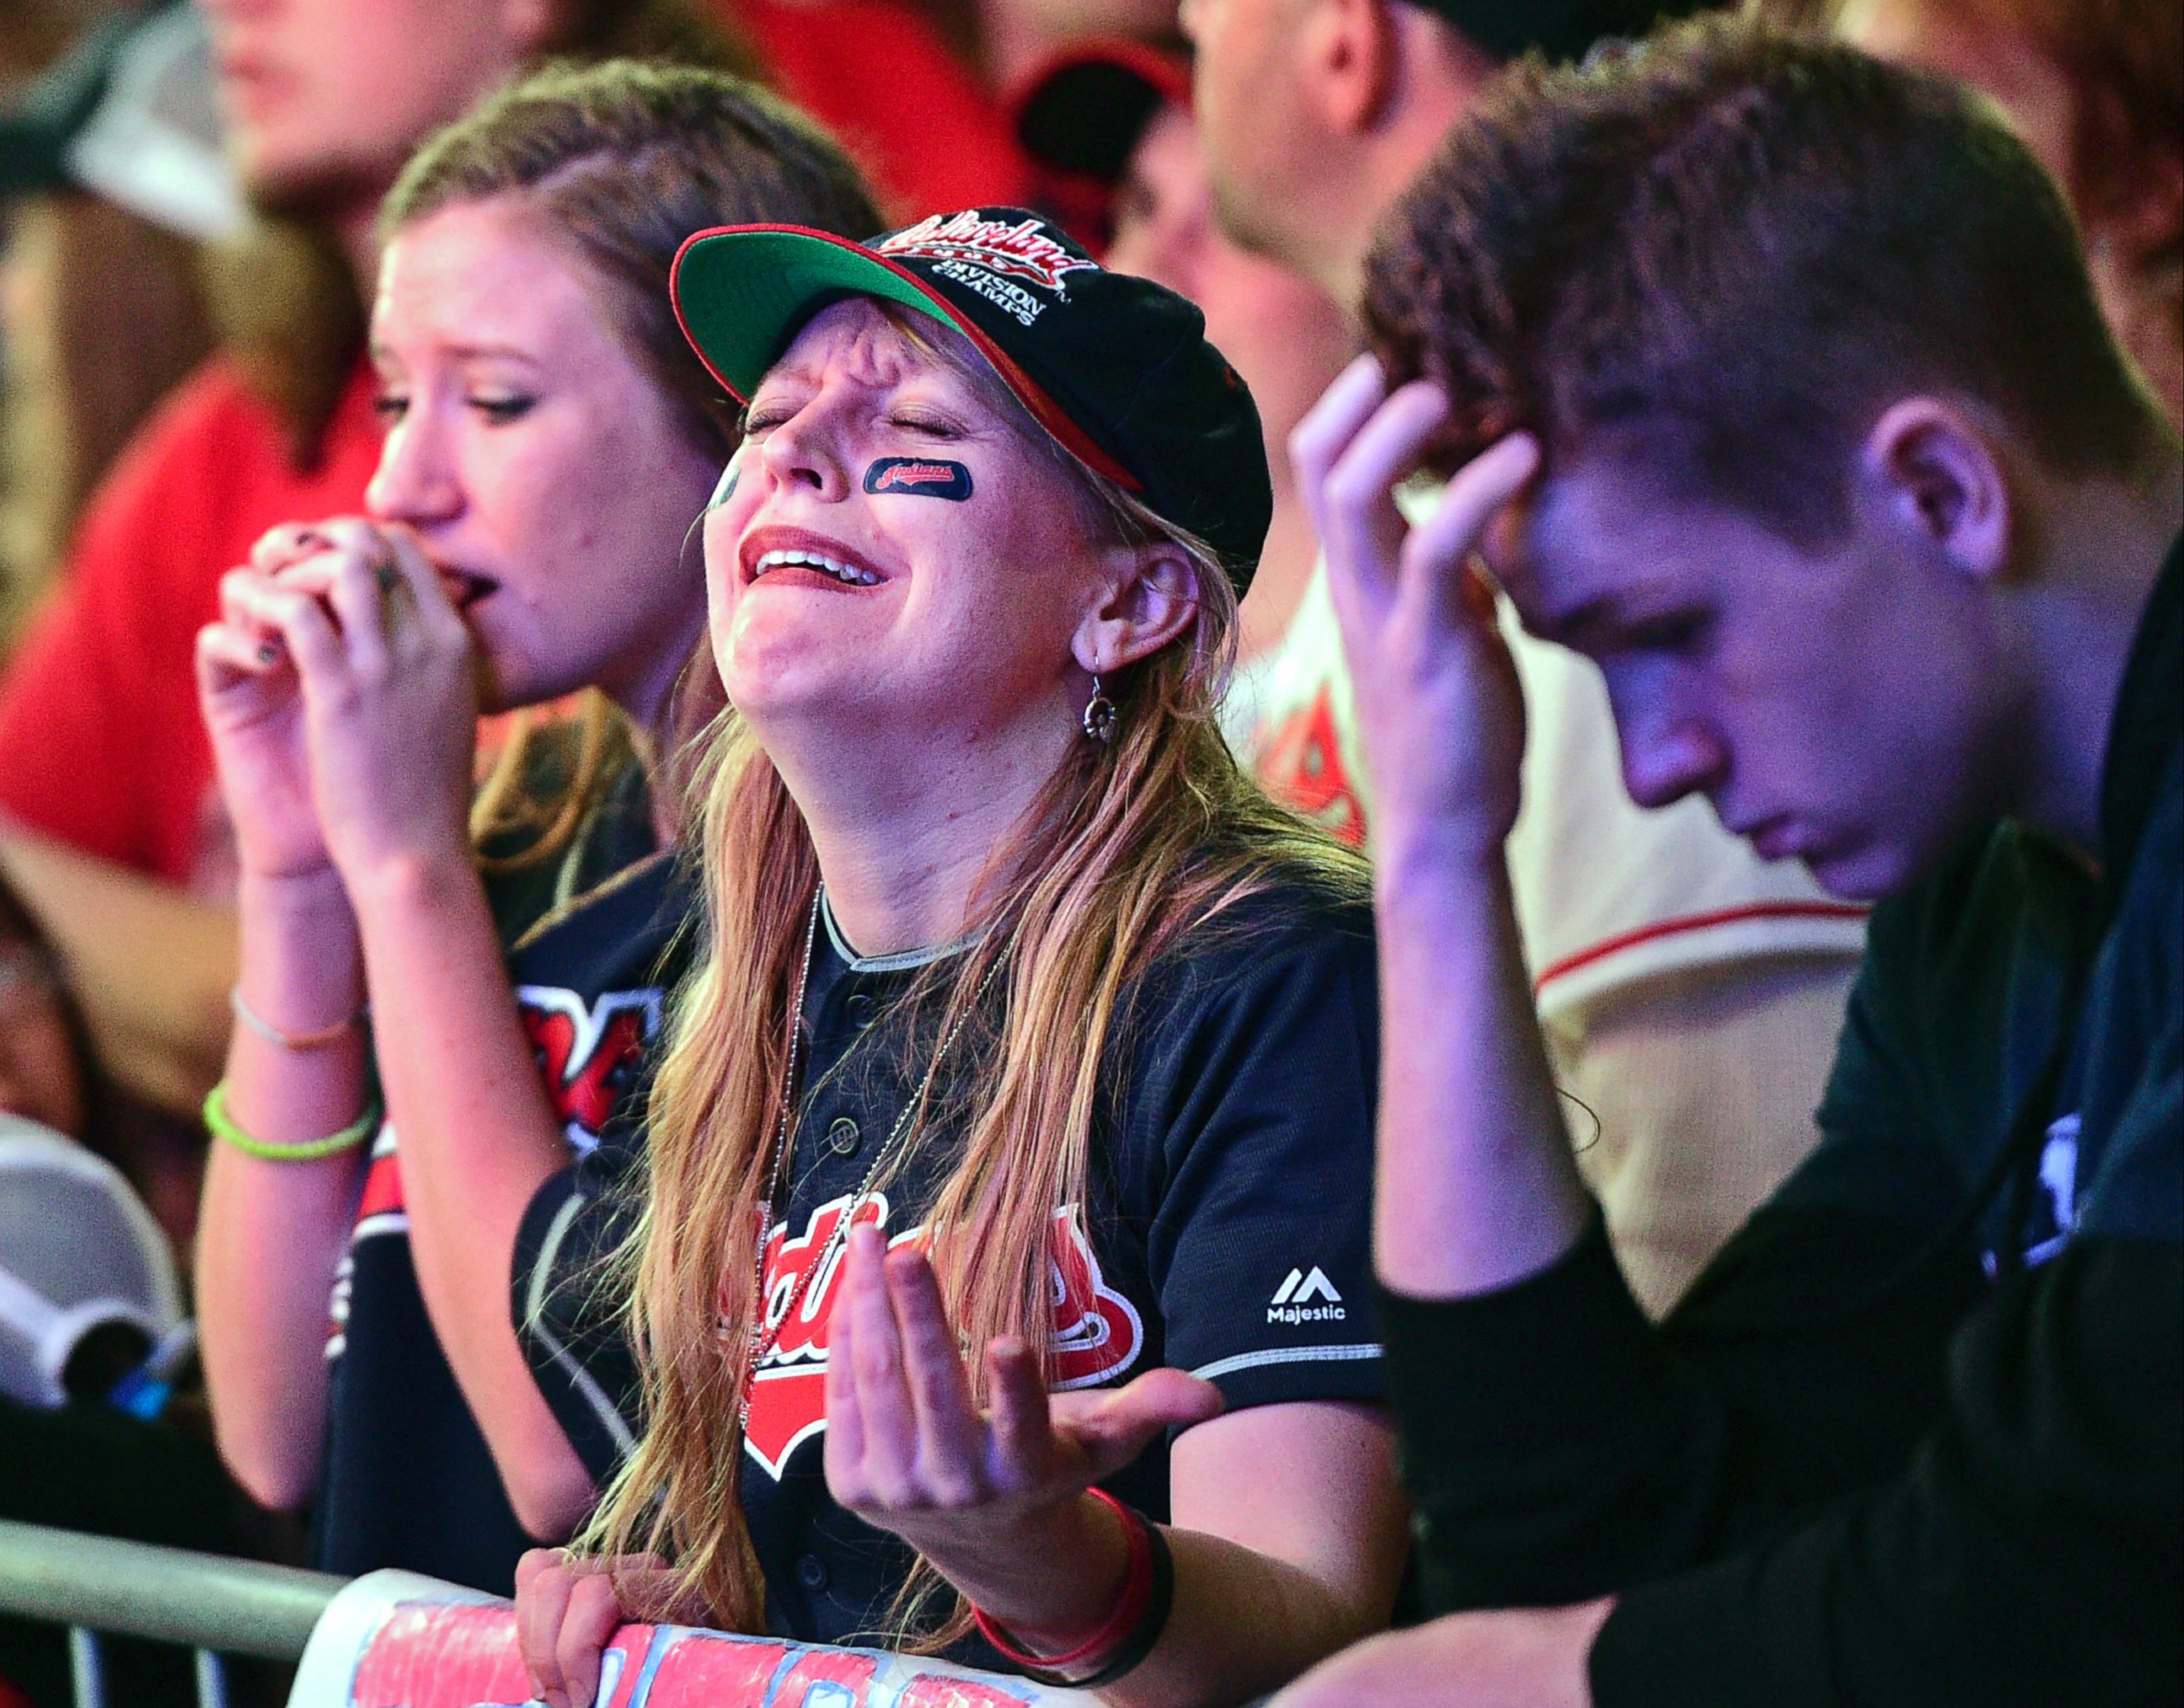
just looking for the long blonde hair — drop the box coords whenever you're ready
[586,308,1364,1641]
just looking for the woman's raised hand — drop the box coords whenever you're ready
[823,1224,1223,1637]
[1289,356,1542,871]
[514,1549,699,1708]
[206,517,480,895]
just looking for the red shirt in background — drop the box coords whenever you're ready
[729,0,1029,219]
[0,12,1020,887]
[0,359,383,887]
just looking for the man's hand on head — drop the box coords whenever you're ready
[1290,355,1540,879]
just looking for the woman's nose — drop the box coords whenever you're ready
[365,413,463,525]
[753,403,852,500]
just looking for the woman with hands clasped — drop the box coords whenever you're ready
[511,209,1405,1705]
[191,62,880,1593]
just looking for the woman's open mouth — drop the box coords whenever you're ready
[435,566,498,612]
[750,548,882,588]
[739,527,889,591]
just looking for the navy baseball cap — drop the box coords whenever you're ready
[669,207,1272,590]
[1406,0,1705,62]
[1013,40,1193,186]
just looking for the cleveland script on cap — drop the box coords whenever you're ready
[671,206,1275,587]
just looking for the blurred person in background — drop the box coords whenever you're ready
[1823,0,2181,430]
[1011,40,1353,759]
[193,62,879,1594]
[1182,0,1867,1313]
[2,2,234,645]
[0,0,747,1234]
[724,0,1030,217]
[0,866,278,1708]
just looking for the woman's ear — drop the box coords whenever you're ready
[1073,543,1203,676]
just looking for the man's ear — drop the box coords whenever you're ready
[1073,543,1204,677]
[1860,397,2014,583]
[1298,0,1400,136]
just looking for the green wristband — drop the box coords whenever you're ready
[204,1079,380,1162]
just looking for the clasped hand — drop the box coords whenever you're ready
[1289,356,1542,870]
[195,517,479,887]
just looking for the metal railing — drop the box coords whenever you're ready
[0,1518,347,1708]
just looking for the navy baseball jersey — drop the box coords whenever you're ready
[516,870,1384,1658]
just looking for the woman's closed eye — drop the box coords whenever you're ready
[468,392,537,425]
[884,407,964,440]
[371,390,410,425]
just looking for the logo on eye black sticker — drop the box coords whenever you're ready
[863,458,974,501]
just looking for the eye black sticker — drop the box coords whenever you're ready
[707,448,744,510]
[863,457,974,501]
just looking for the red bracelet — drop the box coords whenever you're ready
[972,1489,1154,1675]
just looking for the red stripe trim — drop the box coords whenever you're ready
[1531,900,1869,995]
[667,222,1144,493]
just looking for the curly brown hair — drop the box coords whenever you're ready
[1362,12,2162,543]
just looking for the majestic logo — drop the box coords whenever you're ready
[741,1199,1143,1478]
[1268,1266,1346,1326]
[517,984,662,1153]
[877,212,1095,294]
[862,457,974,501]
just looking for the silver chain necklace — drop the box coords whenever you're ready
[736,888,1007,1432]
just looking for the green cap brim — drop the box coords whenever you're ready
[671,226,964,403]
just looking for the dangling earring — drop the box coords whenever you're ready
[1081,673,1117,744]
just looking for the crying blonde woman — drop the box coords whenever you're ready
[511,209,1405,1706]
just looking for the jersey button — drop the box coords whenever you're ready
[843,992,878,1029]
[795,1553,831,1592]
[826,1116,862,1158]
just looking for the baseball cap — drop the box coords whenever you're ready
[0,1,241,241]
[1405,0,1706,62]
[0,1116,185,1411]
[670,207,1273,587]
[1013,40,1193,187]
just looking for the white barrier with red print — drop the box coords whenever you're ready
[287,1570,1098,1708]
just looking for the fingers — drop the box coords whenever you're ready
[514,1550,628,1708]
[377,520,468,641]
[1394,432,1541,635]
[827,1228,997,1514]
[822,1238,866,1470]
[248,521,335,577]
[555,1573,625,1708]
[1407,432,1541,562]
[1289,355,1393,513]
[1055,1369,1226,1481]
[986,1336,1054,1485]
[842,1224,917,1500]
[1293,356,1455,635]
[515,1550,576,1705]
[318,538,396,680]
[888,1246,986,1491]
[195,621,284,698]
[225,574,347,688]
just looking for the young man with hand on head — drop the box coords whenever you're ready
[1277,17,2181,1706]
[1183,0,1868,1312]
